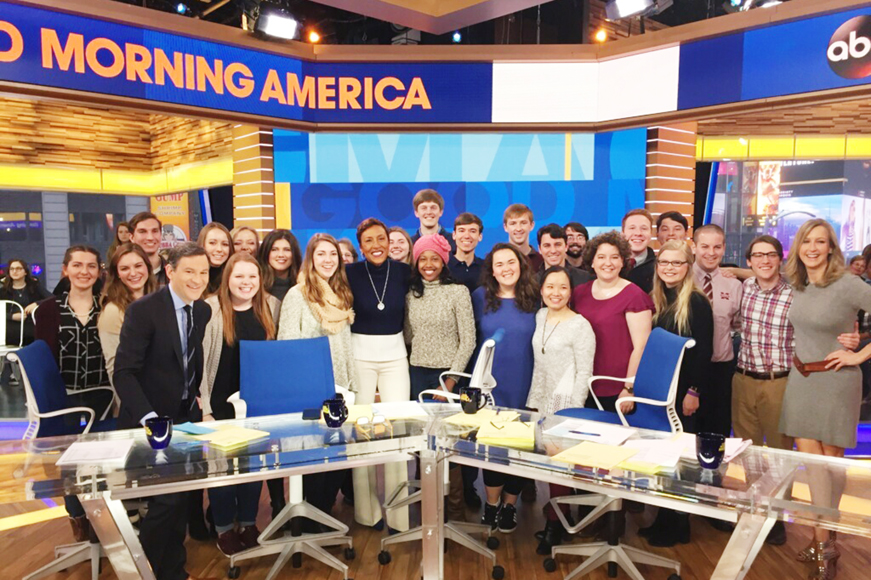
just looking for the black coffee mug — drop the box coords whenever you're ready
[459,386,487,414]
[145,416,173,450]
[322,397,348,428]
[696,432,726,469]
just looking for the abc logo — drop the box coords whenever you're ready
[828,15,871,79]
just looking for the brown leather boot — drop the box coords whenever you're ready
[446,465,466,523]
[69,515,89,543]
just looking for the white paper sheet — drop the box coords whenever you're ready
[372,401,431,419]
[622,438,685,469]
[543,419,636,446]
[57,439,135,466]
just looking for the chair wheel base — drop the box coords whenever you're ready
[492,565,505,579]
[486,536,500,549]
[344,547,356,560]
[228,565,241,579]
[543,557,557,573]
[378,550,392,565]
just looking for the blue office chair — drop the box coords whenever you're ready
[545,328,694,580]
[556,327,695,433]
[226,337,356,580]
[11,340,116,580]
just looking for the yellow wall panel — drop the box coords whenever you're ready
[167,158,233,192]
[748,137,795,159]
[103,170,168,194]
[274,182,291,229]
[846,135,871,158]
[701,137,748,161]
[794,136,846,158]
[0,164,102,191]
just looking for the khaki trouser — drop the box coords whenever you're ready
[731,371,794,450]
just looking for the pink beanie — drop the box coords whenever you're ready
[413,234,451,265]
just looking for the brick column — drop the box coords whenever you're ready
[645,122,698,243]
[232,125,275,235]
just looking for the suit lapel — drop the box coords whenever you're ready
[161,287,185,370]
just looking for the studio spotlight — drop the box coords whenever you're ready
[594,28,608,43]
[604,0,672,20]
[452,31,462,43]
[307,30,321,43]
[255,2,301,41]
[176,3,188,14]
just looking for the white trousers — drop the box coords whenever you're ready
[352,357,411,531]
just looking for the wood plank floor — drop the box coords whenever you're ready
[3,479,870,580]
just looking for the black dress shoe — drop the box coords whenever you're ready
[536,520,565,555]
[188,517,211,542]
[464,486,482,509]
[765,521,787,546]
[646,511,690,547]
[706,517,735,532]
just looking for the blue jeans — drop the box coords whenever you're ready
[208,482,262,533]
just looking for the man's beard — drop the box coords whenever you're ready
[566,245,583,258]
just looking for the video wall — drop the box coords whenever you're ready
[273,128,647,251]
[711,160,871,264]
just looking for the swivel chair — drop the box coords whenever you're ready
[225,337,357,580]
[544,328,694,580]
[12,340,116,580]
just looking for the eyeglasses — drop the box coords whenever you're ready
[7,267,25,272]
[749,252,780,260]
[656,260,688,268]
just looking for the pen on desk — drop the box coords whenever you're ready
[569,430,601,437]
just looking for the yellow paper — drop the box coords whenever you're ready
[318,404,374,426]
[551,442,638,470]
[194,426,270,450]
[477,421,535,451]
[444,409,519,428]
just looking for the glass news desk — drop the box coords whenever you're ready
[3,405,871,580]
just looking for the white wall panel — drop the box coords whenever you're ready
[491,62,599,123]
[596,46,680,122]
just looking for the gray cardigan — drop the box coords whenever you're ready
[276,285,358,392]
[198,294,281,416]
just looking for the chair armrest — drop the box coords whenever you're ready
[68,386,116,420]
[36,406,96,434]
[336,385,356,405]
[439,371,469,392]
[588,375,635,384]
[227,392,247,419]
[418,389,461,403]
[614,395,668,426]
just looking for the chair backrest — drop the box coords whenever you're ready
[0,299,24,348]
[9,340,72,438]
[626,327,695,433]
[239,337,337,418]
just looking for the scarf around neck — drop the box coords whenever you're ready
[303,274,355,334]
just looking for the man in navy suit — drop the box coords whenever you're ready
[114,242,213,580]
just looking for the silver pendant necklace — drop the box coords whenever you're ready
[541,318,561,354]
[365,260,390,311]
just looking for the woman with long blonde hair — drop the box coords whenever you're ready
[231,226,260,256]
[640,240,714,547]
[199,252,279,555]
[278,233,356,524]
[780,218,871,578]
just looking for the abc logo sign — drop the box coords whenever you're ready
[828,15,871,79]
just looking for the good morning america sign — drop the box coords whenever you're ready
[0,1,493,124]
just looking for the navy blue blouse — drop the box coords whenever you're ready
[346,259,411,335]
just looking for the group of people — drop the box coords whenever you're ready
[13,187,871,580]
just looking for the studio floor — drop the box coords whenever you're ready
[3,477,871,580]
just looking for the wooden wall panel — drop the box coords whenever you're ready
[646,123,697,243]
[0,97,232,173]
[232,126,275,234]
[697,99,871,136]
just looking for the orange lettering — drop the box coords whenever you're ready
[224,62,254,98]
[154,49,183,87]
[85,38,124,78]
[402,77,431,109]
[125,43,153,83]
[375,77,404,110]
[317,76,336,109]
[286,73,315,108]
[196,55,223,94]
[364,77,373,109]
[259,69,286,104]
[41,29,84,72]
[184,53,195,90]
[338,77,362,109]
[0,21,23,63]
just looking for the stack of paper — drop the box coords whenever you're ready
[543,420,636,446]
[444,409,520,428]
[476,420,535,451]
[194,426,270,450]
[551,441,638,470]
[372,401,429,420]
[57,439,135,466]
[619,438,685,473]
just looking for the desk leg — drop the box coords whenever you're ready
[420,449,445,580]
[80,494,156,580]
[710,513,775,580]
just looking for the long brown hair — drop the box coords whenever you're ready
[101,243,156,313]
[2,259,41,295]
[651,241,703,335]
[785,218,845,291]
[218,253,275,344]
[258,229,302,293]
[299,234,354,309]
[480,243,539,313]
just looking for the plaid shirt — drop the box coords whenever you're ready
[737,276,794,374]
[57,293,107,391]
